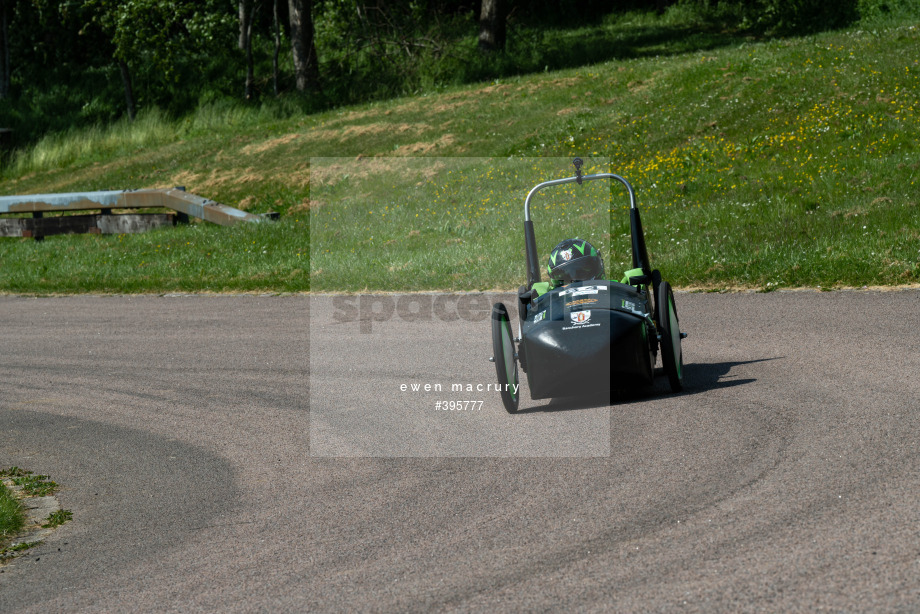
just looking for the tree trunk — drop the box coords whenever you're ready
[245,26,254,100]
[239,0,250,50]
[118,59,136,121]
[288,0,320,92]
[241,0,255,99]
[479,0,506,53]
[273,0,281,96]
[0,0,9,100]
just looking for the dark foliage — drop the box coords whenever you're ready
[0,0,910,150]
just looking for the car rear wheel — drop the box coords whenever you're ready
[656,281,684,392]
[491,303,520,413]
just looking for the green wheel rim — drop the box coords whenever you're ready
[669,295,682,381]
[501,320,517,399]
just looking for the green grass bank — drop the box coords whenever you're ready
[1,15,918,293]
[0,481,25,545]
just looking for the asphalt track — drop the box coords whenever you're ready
[1,291,919,612]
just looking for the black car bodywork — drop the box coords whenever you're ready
[520,280,657,400]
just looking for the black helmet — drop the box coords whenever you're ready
[547,239,605,285]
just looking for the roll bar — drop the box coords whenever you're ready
[523,173,638,222]
[523,163,650,288]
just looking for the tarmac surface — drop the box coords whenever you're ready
[1,291,919,612]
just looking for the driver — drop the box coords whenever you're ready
[532,238,605,297]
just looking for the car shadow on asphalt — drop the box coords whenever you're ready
[515,358,782,413]
[681,357,782,393]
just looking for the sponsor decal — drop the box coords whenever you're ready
[619,299,648,318]
[560,249,573,261]
[558,285,607,296]
[566,297,597,307]
[562,322,601,331]
[570,310,591,325]
[532,310,546,323]
[562,309,601,331]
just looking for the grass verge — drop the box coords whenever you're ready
[1,15,919,293]
[0,218,309,294]
[0,468,72,564]
[1,467,59,497]
[0,482,25,544]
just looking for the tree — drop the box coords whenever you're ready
[273,0,281,96]
[478,0,507,52]
[289,0,319,92]
[76,1,236,116]
[118,59,137,121]
[238,0,250,50]
[239,0,255,99]
[0,0,9,100]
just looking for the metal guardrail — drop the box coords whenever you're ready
[0,188,275,239]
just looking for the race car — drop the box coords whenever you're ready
[491,158,685,413]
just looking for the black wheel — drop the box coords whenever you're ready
[491,303,520,413]
[656,281,684,392]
